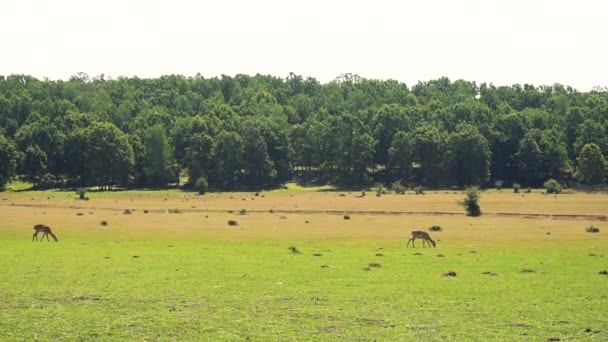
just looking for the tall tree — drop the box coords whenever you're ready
[0,134,17,190]
[446,124,492,186]
[143,125,176,187]
[575,143,607,185]
[85,122,134,190]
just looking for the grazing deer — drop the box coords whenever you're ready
[406,230,436,248]
[32,224,58,242]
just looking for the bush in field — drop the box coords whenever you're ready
[227,220,238,226]
[494,180,503,190]
[374,183,385,197]
[414,185,424,195]
[195,177,208,195]
[513,183,521,193]
[524,187,532,193]
[459,187,481,217]
[77,188,88,200]
[543,178,562,194]
[391,180,406,195]
[585,226,600,233]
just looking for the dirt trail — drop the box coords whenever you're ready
[2,203,606,221]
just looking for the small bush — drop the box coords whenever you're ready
[513,183,521,193]
[100,221,108,226]
[391,181,406,195]
[143,210,149,214]
[168,209,182,214]
[429,225,442,232]
[239,209,247,215]
[543,179,562,194]
[586,226,600,233]
[524,187,532,193]
[227,220,238,226]
[123,209,132,215]
[414,186,424,195]
[374,183,385,197]
[76,212,84,216]
[194,177,208,195]
[343,213,351,220]
[288,246,300,253]
[494,180,504,190]
[77,188,88,200]
[368,262,381,268]
[458,187,481,217]
[442,271,457,277]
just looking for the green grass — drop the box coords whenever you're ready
[1,231,607,341]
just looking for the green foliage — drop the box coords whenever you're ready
[459,187,481,216]
[575,143,607,185]
[513,183,521,193]
[494,180,503,190]
[374,183,385,197]
[77,188,88,200]
[446,124,491,187]
[194,177,208,195]
[543,179,563,194]
[391,180,406,194]
[0,133,17,189]
[414,185,424,195]
[85,122,134,190]
[0,73,605,190]
[143,125,176,187]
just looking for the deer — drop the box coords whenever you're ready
[406,230,436,248]
[32,224,58,242]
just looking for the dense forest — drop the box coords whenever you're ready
[0,73,607,191]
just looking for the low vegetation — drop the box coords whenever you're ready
[459,187,481,217]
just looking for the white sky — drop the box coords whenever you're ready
[1,0,607,90]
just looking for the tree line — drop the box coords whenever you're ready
[0,73,607,191]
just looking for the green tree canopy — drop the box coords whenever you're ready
[575,143,607,185]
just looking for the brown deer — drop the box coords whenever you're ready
[406,230,436,248]
[32,224,58,242]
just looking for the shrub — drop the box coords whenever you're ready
[543,178,562,194]
[391,180,406,195]
[458,186,481,217]
[195,177,208,195]
[239,209,247,215]
[77,188,88,200]
[586,226,600,233]
[414,185,424,195]
[429,225,442,232]
[100,221,108,226]
[288,246,300,253]
[168,208,182,214]
[343,213,351,220]
[524,187,532,193]
[494,180,504,190]
[123,209,132,215]
[513,183,521,193]
[374,183,385,197]
[227,220,238,226]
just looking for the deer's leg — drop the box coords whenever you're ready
[406,238,413,248]
[43,232,49,242]
[32,231,38,241]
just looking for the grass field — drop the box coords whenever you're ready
[1,188,607,340]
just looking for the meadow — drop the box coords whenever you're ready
[0,187,607,341]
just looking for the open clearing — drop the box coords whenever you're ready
[1,189,607,340]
